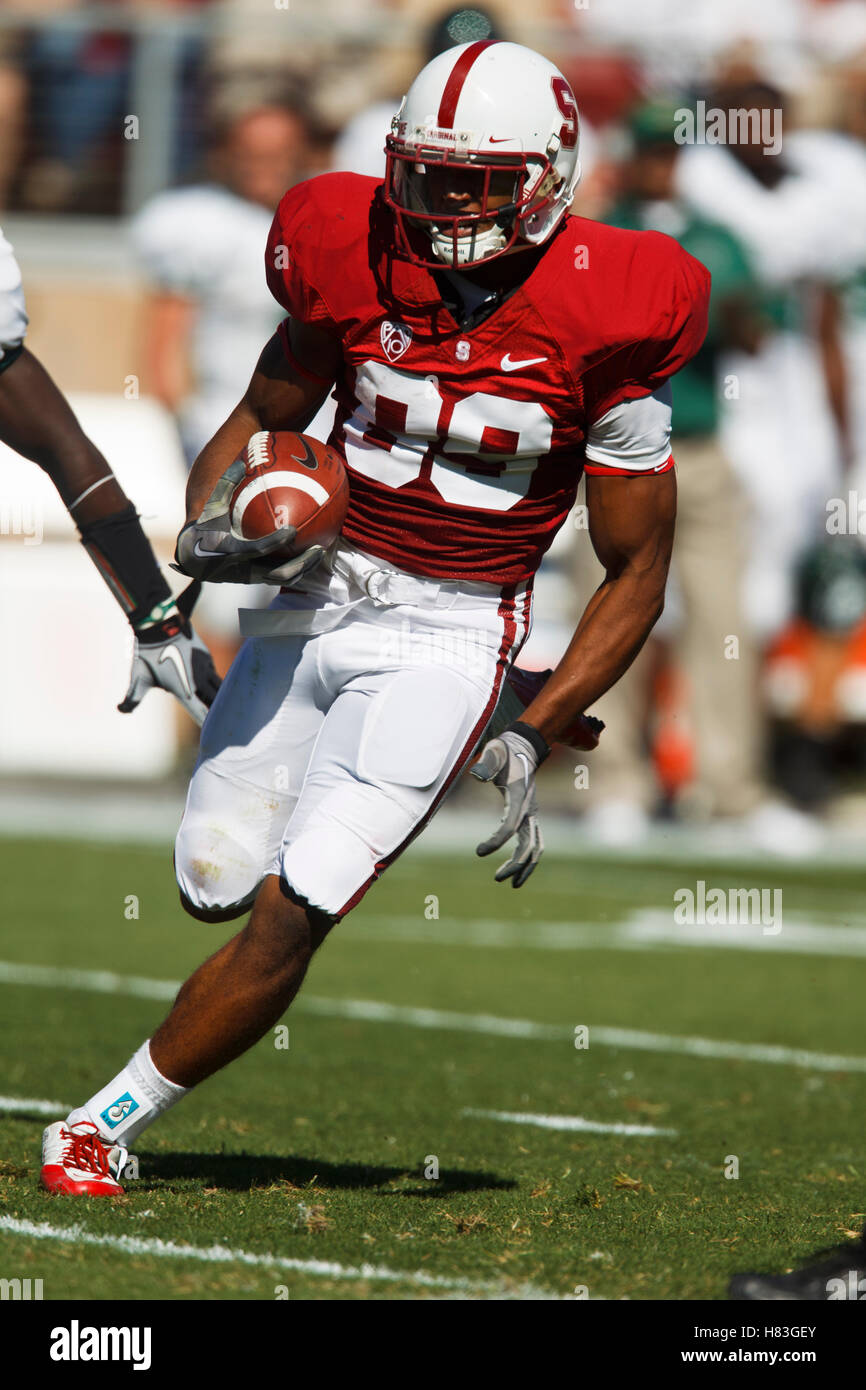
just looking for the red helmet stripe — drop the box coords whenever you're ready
[437,39,498,128]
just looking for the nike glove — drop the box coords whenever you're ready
[172,456,325,586]
[118,581,221,726]
[471,721,549,887]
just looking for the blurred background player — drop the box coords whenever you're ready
[675,62,866,640]
[133,91,312,466]
[132,89,315,666]
[575,99,817,851]
[0,226,219,724]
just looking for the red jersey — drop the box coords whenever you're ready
[266,173,710,585]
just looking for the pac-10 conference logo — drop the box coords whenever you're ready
[381,320,413,363]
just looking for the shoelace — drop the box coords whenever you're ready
[60,1122,118,1178]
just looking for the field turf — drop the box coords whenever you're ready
[0,834,864,1300]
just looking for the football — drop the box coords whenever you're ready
[230,430,349,558]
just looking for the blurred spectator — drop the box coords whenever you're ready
[577,98,818,851]
[807,1,866,66]
[570,0,812,92]
[11,0,217,214]
[132,94,311,463]
[24,19,131,213]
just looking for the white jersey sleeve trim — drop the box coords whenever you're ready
[0,229,28,362]
[584,382,673,472]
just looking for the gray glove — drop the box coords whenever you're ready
[172,456,325,586]
[471,724,548,887]
[118,583,221,727]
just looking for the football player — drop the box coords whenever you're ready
[39,41,709,1193]
[0,229,219,723]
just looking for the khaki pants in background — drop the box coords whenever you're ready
[576,435,766,818]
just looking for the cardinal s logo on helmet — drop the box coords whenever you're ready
[384,40,582,271]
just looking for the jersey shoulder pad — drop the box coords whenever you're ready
[556,219,710,423]
[266,173,381,330]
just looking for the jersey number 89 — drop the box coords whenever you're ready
[344,360,554,512]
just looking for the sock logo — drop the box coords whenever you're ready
[100,1093,139,1129]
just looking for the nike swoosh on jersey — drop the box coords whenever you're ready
[158,643,194,699]
[501,354,548,372]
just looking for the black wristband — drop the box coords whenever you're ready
[507,720,551,764]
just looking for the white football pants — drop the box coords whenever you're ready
[175,544,531,918]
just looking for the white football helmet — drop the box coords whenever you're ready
[384,39,582,270]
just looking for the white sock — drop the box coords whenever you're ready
[68,1041,189,1146]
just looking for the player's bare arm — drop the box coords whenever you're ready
[522,470,676,743]
[174,320,341,587]
[184,319,341,523]
[0,344,220,723]
[473,469,676,886]
[0,345,128,521]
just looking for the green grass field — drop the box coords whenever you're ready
[0,833,864,1300]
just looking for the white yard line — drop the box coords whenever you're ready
[299,994,565,1040]
[299,997,866,1073]
[463,1109,676,1137]
[351,910,866,957]
[0,1216,564,1299]
[2,958,866,1073]
[0,961,177,1000]
[0,1095,69,1117]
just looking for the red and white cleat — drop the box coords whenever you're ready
[41,1120,128,1196]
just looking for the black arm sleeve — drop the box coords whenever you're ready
[77,503,174,631]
